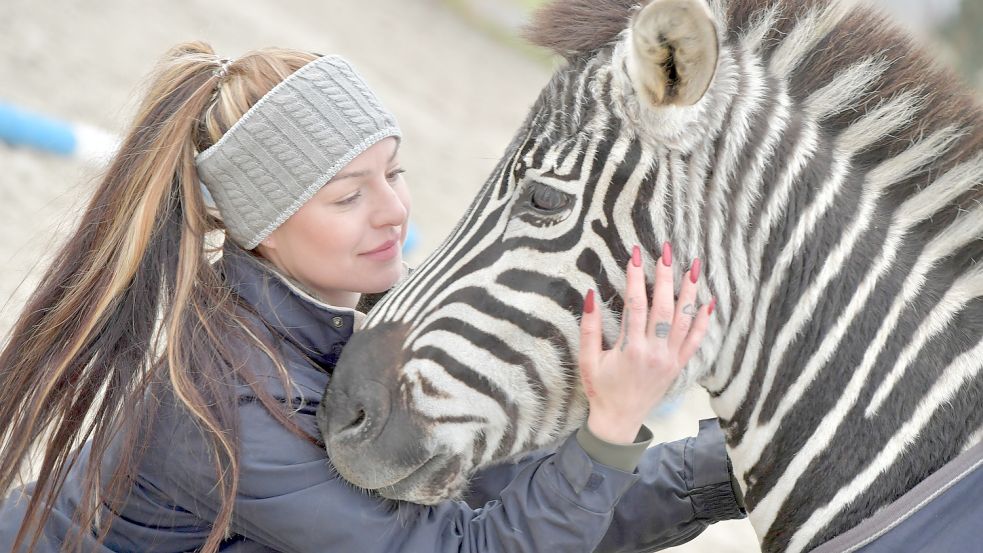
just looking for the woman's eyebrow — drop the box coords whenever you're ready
[328,144,401,183]
[330,169,370,183]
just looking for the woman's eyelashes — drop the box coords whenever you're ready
[335,191,362,206]
[333,168,405,206]
[387,167,406,184]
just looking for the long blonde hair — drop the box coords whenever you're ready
[0,41,318,552]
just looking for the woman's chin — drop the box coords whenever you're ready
[362,263,405,293]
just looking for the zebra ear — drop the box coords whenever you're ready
[627,0,719,107]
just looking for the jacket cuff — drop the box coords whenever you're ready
[686,418,747,521]
[576,423,654,473]
[553,432,640,513]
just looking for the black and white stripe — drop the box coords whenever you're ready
[337,0,983,550]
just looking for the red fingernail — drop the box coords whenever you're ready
[690,258,701,284]
[662,242,673,267]
[708,297,717,315]
[584,289,595,314]
[632,245,641,267]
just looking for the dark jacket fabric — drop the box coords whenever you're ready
[0,245,744,552]
[812,439,983,553]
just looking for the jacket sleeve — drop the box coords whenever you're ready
[466,418,746,553]
[147,399,642,553]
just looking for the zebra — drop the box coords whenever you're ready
[318,0,983,550]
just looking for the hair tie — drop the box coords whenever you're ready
[214,58,234,80]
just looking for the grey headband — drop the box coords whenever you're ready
[195,55,401,249]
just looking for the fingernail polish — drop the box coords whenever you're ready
[662,242,673,267]
[632,245,641,267]
[708,297,717,315]
[584,289,595,314]
[690,258,701,284]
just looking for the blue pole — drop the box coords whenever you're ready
[0,101,77,156]
[402,222,420,255]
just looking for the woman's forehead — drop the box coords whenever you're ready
[332,138,400,179]
[311,140,402,200]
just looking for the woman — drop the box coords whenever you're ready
[0,42,743,552]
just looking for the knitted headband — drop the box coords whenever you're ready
[195,55,402,249]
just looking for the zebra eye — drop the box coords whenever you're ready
[529,184,570,212]
[510,182,574,228]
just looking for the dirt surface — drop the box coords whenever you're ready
[0,0,758,550]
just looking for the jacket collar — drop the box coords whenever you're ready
[219,243,358,371]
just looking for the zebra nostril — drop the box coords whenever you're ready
[342,407,367,434]
[324,380,392,446]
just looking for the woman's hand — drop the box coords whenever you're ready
[579,243,715,444]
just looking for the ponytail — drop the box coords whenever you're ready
[0,41,316,552]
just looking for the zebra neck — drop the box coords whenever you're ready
[686,55,983,553]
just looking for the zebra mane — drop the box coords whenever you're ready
[523,0,639,58]
[526,0,983,219]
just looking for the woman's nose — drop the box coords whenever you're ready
[372,181,408,228]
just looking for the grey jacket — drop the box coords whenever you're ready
[811,439,983,553]
[0,245,744,552]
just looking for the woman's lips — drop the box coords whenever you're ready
[361,239,399,260]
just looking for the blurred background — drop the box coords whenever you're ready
[0,0,979,551]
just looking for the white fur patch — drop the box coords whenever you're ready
[769,0,859,79]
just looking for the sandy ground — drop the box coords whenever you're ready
[0,0,759,550]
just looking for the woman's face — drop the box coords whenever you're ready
[258,137,411,308]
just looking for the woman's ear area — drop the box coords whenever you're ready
[627,0,720,107]
[259,231,278,251]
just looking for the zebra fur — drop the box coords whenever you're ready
[328,0,983,550]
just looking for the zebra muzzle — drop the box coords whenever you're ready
[320,322,435,492]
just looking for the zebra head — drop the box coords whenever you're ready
[320,0,730,503]
[321,1,983,532]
